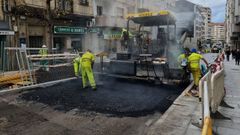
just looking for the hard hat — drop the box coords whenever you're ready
[191,48,197,53]
[42,45,47,48]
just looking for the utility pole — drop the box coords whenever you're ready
[46,0,53,53]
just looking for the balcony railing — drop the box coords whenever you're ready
[73,4,93,16]
[16,0,47,8]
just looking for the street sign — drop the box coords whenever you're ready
[54,26,87,34]
[0,30,15,35]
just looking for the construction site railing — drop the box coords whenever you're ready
[1,47,81,90]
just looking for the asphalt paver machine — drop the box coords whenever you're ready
[110,11,185,83]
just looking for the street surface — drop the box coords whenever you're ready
[213,56,240,135]
[0,75,184,135]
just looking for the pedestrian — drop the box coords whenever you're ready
[80,49,97,90]
[73,53,82,77]
[232,49,236,60]
[188,48,209,96]
[235,49,240,65]
[225,48,231,61]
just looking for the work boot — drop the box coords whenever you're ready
[92,87,97,91]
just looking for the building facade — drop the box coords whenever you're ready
[226,0,240,49]
[200,7,212,43]
[209,23,225,43]
[1,0,94,53]
[82,0,137,54]
[172,0,204,49]
[0,0,15,71]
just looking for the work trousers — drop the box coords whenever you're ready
[236,58,240,65]
[81,66,96,88]
[190,68,201,86]
[73,62,80,76]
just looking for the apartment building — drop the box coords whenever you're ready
[172,0,204,49]
[1,0,94,52]
[82,0,137,53]
[226,0,240,49]
[209,23,225,43]
[140,0,176,11]
[200,7,212,43]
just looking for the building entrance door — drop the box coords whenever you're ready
[0,36,6,72]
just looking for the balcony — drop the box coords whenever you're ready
[11,0,46,19]
[95,16,126,28]
[15,0,47,9]
[73,3,93,17]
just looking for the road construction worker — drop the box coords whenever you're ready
[80,49,96,90]
[73,53,81,77]
[39,45,48,71]
[178,48,191,69]
[188,48,209,93]
[178,48,191,82]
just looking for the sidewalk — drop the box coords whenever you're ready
[147,53,218,135]
[213,58,240,135]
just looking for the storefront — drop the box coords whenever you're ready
[82,27,123,54]
[0,22,14,73]
[28,26,45,48]
[53,26,87,53]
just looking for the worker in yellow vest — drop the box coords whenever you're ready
[73,53,81,77]
[39,45,48,71]
[80,49,96,90]
[188,48,209,93]
[178,48,191,82]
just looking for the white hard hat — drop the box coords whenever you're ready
[42,45,47,48]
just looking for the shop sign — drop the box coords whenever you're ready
[104,32,122,40]
[88,28,100,33]
[54,26,87,34]
[0,30,15,35]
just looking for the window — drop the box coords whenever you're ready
[3,0,10,12]
[97,6,103,16]
[79,0,89,6]
[58,0,72,12]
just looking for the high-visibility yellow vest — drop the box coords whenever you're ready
[178,54,188,67]
[39,48,48,57]
[81,51,95,67]
[73,56,81,64]
[188,53,203,69]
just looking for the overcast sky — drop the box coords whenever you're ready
[189,0,226,23]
